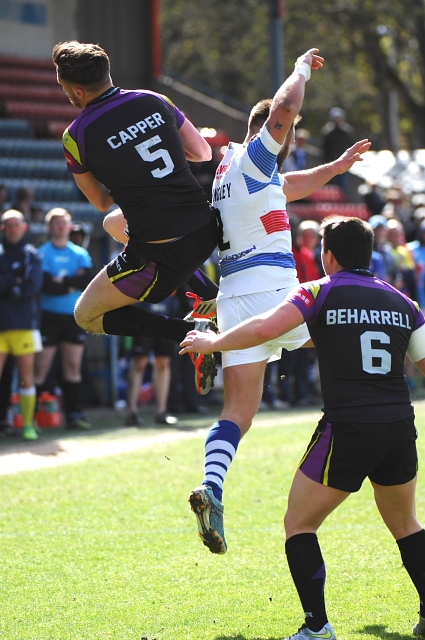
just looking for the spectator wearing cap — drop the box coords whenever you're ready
[321,107,355,196]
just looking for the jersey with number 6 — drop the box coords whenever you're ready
[62,88,213,242]
[287,269,425,422]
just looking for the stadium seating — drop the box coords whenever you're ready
[3,178,80,203]
[0,53,100,221]
[288,201,369,221]
[0,157,70,180]
[0,54,54,70]
[0,68,57,85]
[4,101,79,121]
[0,53,80,136]
[47,121,70,139]
[0,117,33,137]
[0,137,63,158]
[287,184,371,221]
[308,185,346,203]
[0,84,68,102]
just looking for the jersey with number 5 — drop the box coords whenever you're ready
[62,88,213,242]
[287,270,425,422]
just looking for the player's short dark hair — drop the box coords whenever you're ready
[320,216,374,269]
[52,41,110,91]
[248,99,302,135]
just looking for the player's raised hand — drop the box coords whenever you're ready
[335,139,372,174]
[296,48,324,71]
[179,330,217,355]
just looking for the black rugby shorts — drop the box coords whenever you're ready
[106,218,218,303]
[299,415,418,492]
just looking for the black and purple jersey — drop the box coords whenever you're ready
[62,88,213,242]
[287,270,425,422]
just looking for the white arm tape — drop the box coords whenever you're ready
[407,323,425,363]
[294,62,311,81]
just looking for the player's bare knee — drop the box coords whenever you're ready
[221,409,253,434]
[74,301,90,331]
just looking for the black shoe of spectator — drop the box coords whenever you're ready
[155,412,178,425]
[125,412,145,427]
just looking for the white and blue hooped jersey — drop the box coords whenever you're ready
[213,125,299,299]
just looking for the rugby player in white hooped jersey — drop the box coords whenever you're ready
[185,48,371,555]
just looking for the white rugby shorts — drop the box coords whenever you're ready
[217,287,311,368]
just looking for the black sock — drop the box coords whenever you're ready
[285,533,328,631]
[103,306,194,342]
[187,269,218,300]
[397,529,425,617]
[61,380,82,417]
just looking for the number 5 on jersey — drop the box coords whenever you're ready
[135,135,174,178]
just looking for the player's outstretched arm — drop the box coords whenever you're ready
[266,48,324,147]
[180,301,304,355]
[284,138,371,203]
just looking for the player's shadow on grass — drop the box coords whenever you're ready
[358,624,415,639]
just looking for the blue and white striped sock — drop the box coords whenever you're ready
[203,420,241,502]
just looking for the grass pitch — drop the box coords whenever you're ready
[1,399,425,639]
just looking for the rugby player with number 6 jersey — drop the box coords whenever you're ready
[52,41,219,395]
[181,216,425,640]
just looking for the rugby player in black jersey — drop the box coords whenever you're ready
[180,216,425,640]
[52,40,218,394]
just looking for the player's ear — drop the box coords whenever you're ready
[74,87,85,99]
[326,249,336,263]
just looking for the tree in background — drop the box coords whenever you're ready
[160,0,425,151]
